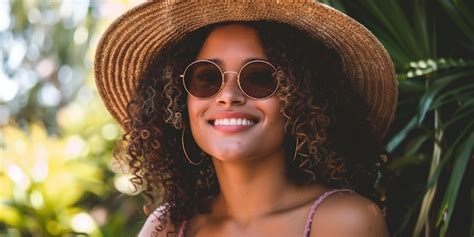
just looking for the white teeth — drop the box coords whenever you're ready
[213,118,255,126]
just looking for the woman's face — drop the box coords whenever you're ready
[187,24,286,162]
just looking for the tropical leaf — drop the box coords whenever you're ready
[437,0,474,43]
[424,121,474,191]
[412,108,444,237]
[387,67,474,152]
[387,116,418,153]
[436,131,474,236]
[416,69,474,125]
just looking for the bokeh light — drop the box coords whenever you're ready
[70,212,96,234]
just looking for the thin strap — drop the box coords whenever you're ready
[303,189,353,237]
[178,220,188,237]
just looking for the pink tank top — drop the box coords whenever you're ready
[177,189,353,237]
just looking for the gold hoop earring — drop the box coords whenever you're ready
[181,127,204,165]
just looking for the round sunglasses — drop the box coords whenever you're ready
[180,59,279,99]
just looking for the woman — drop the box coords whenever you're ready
[95,1,397,237]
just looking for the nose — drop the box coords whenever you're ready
[215,71,246,106]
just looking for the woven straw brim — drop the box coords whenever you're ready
[94,0,398,141]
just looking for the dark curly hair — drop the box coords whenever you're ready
[115,20,390,235]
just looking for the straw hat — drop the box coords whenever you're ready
[94,0,398,141]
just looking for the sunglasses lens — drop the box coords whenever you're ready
[240,62,277,98]
[183,61,222,98]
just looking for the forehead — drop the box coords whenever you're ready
[196,24,267,62]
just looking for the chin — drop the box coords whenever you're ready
[209,150,255,162]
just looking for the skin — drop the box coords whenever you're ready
[139,24,389,237]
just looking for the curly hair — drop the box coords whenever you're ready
[115,20,390,235]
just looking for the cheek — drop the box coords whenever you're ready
[186,98,210,146]
[259,99,287,148]
[265,99,286,128]
[187,97,201,125]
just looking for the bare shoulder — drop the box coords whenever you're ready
[138,206,179,237]
[310,191,389,237]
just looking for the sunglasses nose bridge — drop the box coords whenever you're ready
[221,71,240,86]
[222,71,239,79]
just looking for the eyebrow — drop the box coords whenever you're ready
[206,57,267,66]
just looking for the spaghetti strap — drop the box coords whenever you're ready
[178,220,188,237]
[303,189,353,237]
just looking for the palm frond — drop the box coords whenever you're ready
[437,0,474,43]
[436,131,474,237]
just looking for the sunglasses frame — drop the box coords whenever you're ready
[179,59,279,100]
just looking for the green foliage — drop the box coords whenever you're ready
[321,0,473,236]
[1,1,145,236]
[0,101,144,236]
[0,0,98,132]
[438,0,474,43]
[1,124,104,236]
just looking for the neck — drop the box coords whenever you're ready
[210,149,300,224]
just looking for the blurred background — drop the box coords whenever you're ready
[1,0,147,236]
[0,0,472,237]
